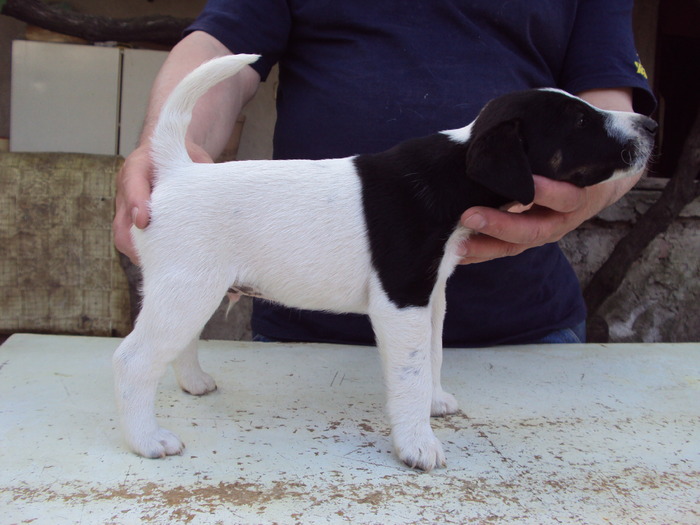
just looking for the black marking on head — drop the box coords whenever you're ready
[464,119,535,205]
[470,90,637,187]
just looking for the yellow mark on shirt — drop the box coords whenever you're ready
[635,60,648,79]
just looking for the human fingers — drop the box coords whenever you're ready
[460,203,571,250]
[458,206,567,264]
[456,229,532,264]
[187,142,214,163]
[113,148,154,262]
[456,176,590,262]
[113,142,215,263]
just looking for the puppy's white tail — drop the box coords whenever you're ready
[150,53,260,172]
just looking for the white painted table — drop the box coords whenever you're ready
[1,334,698,524]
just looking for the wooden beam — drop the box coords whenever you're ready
[1,0,192,46]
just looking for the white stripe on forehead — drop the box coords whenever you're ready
[440,87,632,146]
[441,89,592,146]
[541,87,639,122]
[537,87,600,110]
[441,123,473,144]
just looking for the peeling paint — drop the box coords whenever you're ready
[1,335,699,524]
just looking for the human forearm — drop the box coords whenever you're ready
[140,30,260,158]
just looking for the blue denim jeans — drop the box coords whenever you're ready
[253,321,587,345]
[530,320,587,344]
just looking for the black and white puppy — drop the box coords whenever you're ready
[113,54,656,471]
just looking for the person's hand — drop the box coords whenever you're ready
[456,174,634,264]
[113,142,213,263]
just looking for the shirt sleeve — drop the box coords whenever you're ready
[559,0,656,115]
[184,0,291,81]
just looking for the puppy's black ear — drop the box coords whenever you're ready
[465,119,535,204]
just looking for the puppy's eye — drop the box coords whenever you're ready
[575,113,586,128]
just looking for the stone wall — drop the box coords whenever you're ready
[560,182,700,342]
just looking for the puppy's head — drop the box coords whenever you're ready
[463,89,657,205]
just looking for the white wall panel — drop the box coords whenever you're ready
[119,48,167,157]
[10,41,121,155]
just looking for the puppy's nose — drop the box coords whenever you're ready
[640,116,658,136]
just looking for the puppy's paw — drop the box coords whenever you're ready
[393,427,446,472]
[177,369,217,396]
[130,428,185,458]
[431,390,459,417]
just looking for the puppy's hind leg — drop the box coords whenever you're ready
[113,272,230,458]
[173,337,217,396]
[173,289,246,395]
[113,327,186,458]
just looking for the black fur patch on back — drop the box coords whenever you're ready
[354,134,507,308]
[471,90,627,186]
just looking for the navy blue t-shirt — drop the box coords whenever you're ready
[186,0,654,346]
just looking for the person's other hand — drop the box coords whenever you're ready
[113,142,213,263]
[457,175,611,264]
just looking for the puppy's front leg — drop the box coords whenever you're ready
[370,293,445,471]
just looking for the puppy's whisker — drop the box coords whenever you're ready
[621,148,634,166]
